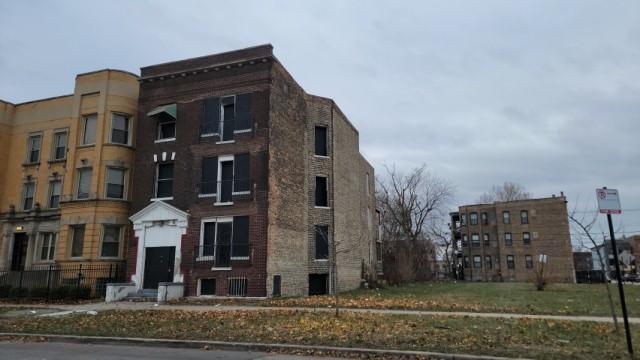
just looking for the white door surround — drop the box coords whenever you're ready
[130,201,188,290]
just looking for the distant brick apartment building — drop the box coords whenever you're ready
[0,70,138,271]
[450,195,575,283]
[127,45,378,298]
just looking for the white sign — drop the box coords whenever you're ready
[596,188,622,214]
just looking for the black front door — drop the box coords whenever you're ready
[11,233,28,271]
[143,247,175,289]
[220,161,233,202]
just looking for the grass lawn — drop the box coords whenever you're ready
[0,309,637,359]
[181,282,640,317]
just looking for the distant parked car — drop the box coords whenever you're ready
[622,273,639,282]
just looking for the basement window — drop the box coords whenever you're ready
[200,278,216,296]
[227,277,248,297]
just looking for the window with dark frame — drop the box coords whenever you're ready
[507,255,515,269]
[157,120,176,140]
[315,225,329,260]
[473,255,481,269]
[232,216,250,258]
[520,210,529,224]
[200,278,216,295]
[481,212,488,225]
[525,255,533,268]
[471,233,480,247]
[111,113,130,145]
[81,114,97,145]
[200,157,218,195]
[155,163,174,198]
[70,225,85,258]
[201,216,251,264]
[523,232,531,245]
[485,255,492,269]
[469,212,478,225]
[503,211,510,224]
[315,176,328,207]
[101,225,121,258]
[48,180,61,208]
[463,256,469,268]
[483,233,490,247]
[76,168,92,199]
[504,232,513,246]
[462,234,468,247]
[26,134,41,163]
[52,131,67,160]
[106,168,125,199]
[460,214,466,226]
[315,126,327,156]
[22,182,35,211]
[202,94,252,140]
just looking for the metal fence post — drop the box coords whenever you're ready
[46,264,53,302]
[76,264,82,300]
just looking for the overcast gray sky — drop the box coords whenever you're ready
[1,1,639,242]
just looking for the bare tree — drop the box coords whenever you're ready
[377,164,454,283]
[427,218,454,278]
[478,181,531,203]
[569,204,619,331]
[314,226,351,317]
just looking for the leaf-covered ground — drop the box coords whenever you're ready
[180,282,640,316]
[0,309,637,359]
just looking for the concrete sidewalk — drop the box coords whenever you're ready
[26,301,640,324]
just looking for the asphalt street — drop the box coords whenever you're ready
[0,342,344,360]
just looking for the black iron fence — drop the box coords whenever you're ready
[0,263,125,301]
[575,270,606,283]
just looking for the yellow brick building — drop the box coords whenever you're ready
[0,70,138,271]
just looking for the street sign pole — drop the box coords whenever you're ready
[598,187,633,356]
[607,213,633,356]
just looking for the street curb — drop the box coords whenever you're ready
[0,333,529,360]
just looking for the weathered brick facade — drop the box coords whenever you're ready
[451,196,575,283]
[129,45,378,297]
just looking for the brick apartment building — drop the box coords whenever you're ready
[127,45,378,298]
[450,195,575,283]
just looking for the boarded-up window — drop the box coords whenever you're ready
[232,216,250,258]
[233,153,250,192]
[202,97,220,135]
[200,278,216,295]
[315,176,328,207]
[235,93,252,131]
[315,126,327,156]
[201,157,218,195]
[315,225,329,260]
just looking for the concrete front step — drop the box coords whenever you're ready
[124,290,158,302]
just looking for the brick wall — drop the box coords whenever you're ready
[265,63,309,297]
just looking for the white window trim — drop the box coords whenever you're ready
[197,278,218,296]
[21,181,37,211]
[156,119,176,142]
[47,178,63,209]
[201,133,217,138]
[80,114,97,146]
[154,162,174,199]
[198,217,233,261]
[99,224,123,259]
[233,129,252,134]
[219,95,236,142]
[154,137,176,143]
[50,128,69,161]
[69,225,86,259]
[34,232,57,263]
[25,132,43,164]
[75,167,92,200]
[213,155,234,205]
[104,167,128,201]
[108,112,133,146]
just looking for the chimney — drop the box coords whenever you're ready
[560,191,565,197]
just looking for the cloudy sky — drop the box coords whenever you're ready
[1,1,639,242]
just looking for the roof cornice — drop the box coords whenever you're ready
[139,55,276,83]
